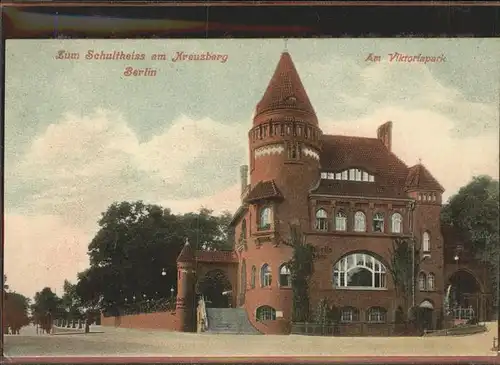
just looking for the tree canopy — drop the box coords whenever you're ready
[441,175,499,302]
[73,201,233,314]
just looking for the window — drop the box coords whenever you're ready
[321,172,327,179]
[418,272,426,291]
[241,219,247,239]
[422,232,430,252]
[355,169,362,181]
[335,172,342,180]
[315,209,328,231]
[259,206,272,231]
[354,211,366,232]
[327,172,334,179]
[349,169,356,180]
[391,213,403,233]
[340,307,359,323]
[373,213,384,232]
[333,253,387,289]
[261,264,272,287]
[367,307,387,323]
[250,266,256,289]
[368,175,375,182]
[427,273,435,291]
[362,172,369,181]
[289,143,298,159]
[341,170,348,180]
[256,305,276,321]
[279,264,292,287]
[418,194,422,201]
[335,210,347,231]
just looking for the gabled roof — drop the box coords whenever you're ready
[245,180,284,203]
[406,163,445,192]
[312,135,410,198]
[176,239,196,263]
[254,52,318,125]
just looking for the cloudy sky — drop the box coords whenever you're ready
[4,38,499,298]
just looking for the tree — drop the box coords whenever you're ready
[61,280,83,322]
[4,291,30,334]
[388,237,421,322]
[75,201,234,315]
[441,175,500,304]
[31,287,62,333]
[287,224,315,323]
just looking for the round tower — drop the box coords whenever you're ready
[249,51,323,230]
[176,238,196,332]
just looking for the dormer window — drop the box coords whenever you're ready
[321,169,375,182]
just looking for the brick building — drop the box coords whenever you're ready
[175,51,492,335]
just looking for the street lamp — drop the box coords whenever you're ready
[161,268,166,277]
[170,287,174,299]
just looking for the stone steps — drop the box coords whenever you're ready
[205,308,261,335]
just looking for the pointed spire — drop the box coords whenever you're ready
[406,163,445,192]
[177,237,196,263]
[254,52,318,126]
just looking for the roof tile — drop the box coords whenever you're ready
[254,52,317,125]
[245,180,283,203]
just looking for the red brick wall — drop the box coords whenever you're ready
[100,311,180,331]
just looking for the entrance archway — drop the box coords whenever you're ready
[416,300,434,331]
[197,269,232,308]
[448,269,483,320]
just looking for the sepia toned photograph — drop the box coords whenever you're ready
[3,38,499,358]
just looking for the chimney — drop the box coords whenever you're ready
[240,165,249,197]
[377,121,393,151]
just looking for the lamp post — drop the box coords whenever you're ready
[170,287,174,299]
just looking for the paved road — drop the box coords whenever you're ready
[4,323,499,357]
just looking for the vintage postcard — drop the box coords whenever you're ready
[3,38,500,358]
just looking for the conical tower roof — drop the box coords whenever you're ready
[254,52,318,125]
[176,238,196,263]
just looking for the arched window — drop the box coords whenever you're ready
[259,207,272,230]
[335,210,347,231]
[340,306,359,323]
[367,307,387,323]
[279,264,292,287]
[315,209,328,231]
[239,260,247,306]
[250,266,256,289]
[354,211,366,232]
[427,273,435,291]
[333,253,387,289]
[418,272,427,291]
[373,212,385,232]
[241,219,247,239]
[391,213,403,234]
[422,232,430,252]
[256,305,276,321]
[261,264,272,287]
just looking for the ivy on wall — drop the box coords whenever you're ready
[286,224,315,323]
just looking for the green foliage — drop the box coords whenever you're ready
[388,237,421,318]
[441,175,500,303]
[314,298,339,325]
[287,224,314,323]
[31,287,62,319]
[4,291,31,332]
[73,201,232,314]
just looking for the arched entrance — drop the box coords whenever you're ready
[416,300,434,331]
[197,269,232,308]
[447,270,483,321]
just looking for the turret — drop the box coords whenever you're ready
[246,51,323,233]
[176,238,196,332]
